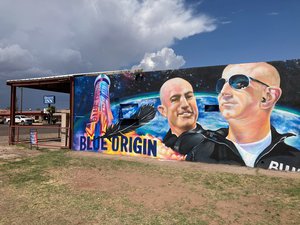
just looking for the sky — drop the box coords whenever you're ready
[0,0,299,110]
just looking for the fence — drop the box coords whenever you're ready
[8,125,70,149]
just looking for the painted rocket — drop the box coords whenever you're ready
[85,74,113,139]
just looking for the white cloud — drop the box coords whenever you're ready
[0,0,217,108]
[131,47,185,71]
[0,0,216,77]
[0,44,34,72]
[267,12,279,16]
[221,21,232,25]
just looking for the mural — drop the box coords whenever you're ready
[73,60,300,172]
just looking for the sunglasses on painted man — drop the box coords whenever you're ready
[216,74,270,94]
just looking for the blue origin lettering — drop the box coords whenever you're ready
[79,135,157,157]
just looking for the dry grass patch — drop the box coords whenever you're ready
[0,149,299,225]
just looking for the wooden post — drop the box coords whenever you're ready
[68,77,74,149]
[9,85,16,145]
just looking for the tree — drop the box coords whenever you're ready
[46,106,56,124]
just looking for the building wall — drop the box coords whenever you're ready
[72,60,300,171]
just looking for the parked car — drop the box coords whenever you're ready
[5,115,34,125]
[0,117,5,124]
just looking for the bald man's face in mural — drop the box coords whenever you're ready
[158,78,198,136]
[217,63,282,121]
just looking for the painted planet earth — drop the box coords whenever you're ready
[115,93,300,151]
[73,93,300,151]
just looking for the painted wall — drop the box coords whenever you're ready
[73,60,300,171]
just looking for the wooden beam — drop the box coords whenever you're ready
[9,86,16,144]
[68,77,75,149]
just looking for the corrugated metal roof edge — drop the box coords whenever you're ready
[6,69,134,83]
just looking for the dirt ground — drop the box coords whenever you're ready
[1,144,300,225]
[0,143,299,179]
[0,144,41,163]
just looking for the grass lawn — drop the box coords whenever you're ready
[0,149,299,225]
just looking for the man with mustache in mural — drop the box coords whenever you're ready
[158,77,207,155]
[185,62,300,171]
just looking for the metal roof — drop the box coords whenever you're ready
[6,74,75,83]
[6,69,130,93]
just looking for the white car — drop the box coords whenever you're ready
[6,115,34,125]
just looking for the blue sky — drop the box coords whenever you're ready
[0,0,299,109]
[175,0,300,68]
